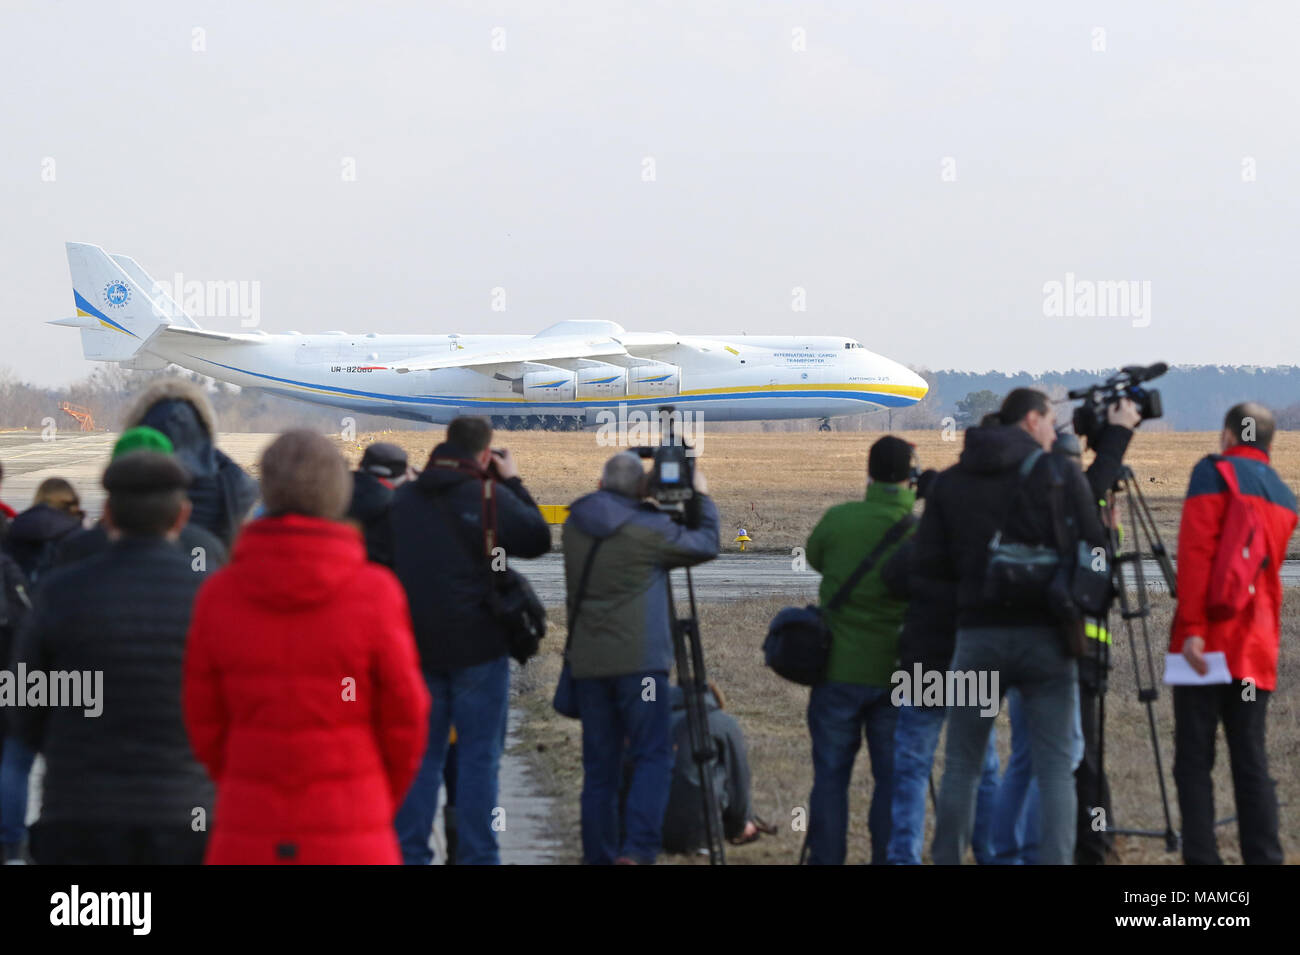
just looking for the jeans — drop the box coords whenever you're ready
[933,626,1078,865]
[992,684,1087,864]
[395,656,510,865]
[806,682,898,865]
[0,736,36,851]
[887,704,1001,864]
[1173,684,1281,865]
[575,671,672,865]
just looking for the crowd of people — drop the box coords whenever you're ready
[0,377,1293,865]
[803,391,1294,866]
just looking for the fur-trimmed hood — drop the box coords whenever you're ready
[121,378,217,438]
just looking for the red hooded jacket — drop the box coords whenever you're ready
[183,515,430,864]
[1170,445,1298,691]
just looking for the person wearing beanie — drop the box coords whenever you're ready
[802,435,919,864]
[51,426,228,572]
[9,452,215,864]
[346,441,411,566]
[183,430,430,864]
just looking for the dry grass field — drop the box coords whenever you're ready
[343,428,1300,558]
[347,426,1300,865]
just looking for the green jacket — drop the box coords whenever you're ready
[806,482,917,686]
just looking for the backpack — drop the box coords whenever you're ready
[764,513,916,686]
[1206,456,1269,622]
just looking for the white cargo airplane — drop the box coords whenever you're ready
[52,242,928,429]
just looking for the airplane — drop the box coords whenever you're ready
[52,242,929,430]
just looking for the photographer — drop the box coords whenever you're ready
[390,417,551,865]
[917,388,1135,864]
[561,451,720,865]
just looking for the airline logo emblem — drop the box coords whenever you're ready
[103,281,131,308]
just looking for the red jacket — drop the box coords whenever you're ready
[1170,446,1298,691]
[183,515,430,864]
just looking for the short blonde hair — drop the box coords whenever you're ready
[260,430,351,520]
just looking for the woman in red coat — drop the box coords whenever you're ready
[183,430,430,864]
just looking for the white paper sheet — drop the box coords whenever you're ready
[1163,651,1233,686]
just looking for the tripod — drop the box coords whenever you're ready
[1095,465,1180,852]
[665,565,727,865]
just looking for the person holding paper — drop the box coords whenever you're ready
[1169,402,1297,865]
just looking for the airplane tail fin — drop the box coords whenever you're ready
[110,253,201,329]
[52,242,173,364]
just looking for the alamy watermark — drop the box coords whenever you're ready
[1042,272,1151,328]
[0,665,103,717]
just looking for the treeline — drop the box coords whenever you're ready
[891,366,1300,432]
[1,363,1298,434]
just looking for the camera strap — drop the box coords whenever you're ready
[988,448,1045,549]
[564,538,605,652]
[826,513,916,613]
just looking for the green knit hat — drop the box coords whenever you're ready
[113,426,175,459]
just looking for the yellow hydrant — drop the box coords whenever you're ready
[734,528,752,552]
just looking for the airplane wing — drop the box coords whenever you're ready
[385,337,630,374]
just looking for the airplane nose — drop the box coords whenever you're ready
[894,363,929,401]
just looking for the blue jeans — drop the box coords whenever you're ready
[991,687,1039,864]
[887,705,1001,864]
[575,671,672,864]
[0,736,36,849]
[992,685,1087,864]
[933,627,1079,865]
[395,656,510,865]
[806,682,898,865]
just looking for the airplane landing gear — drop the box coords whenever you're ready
[818,418,832,432]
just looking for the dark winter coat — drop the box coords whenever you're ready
[9,538,213,827]
[911,424,1109,631]
[390,445,551,672]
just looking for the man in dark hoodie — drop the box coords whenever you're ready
[390,417,550,865]
[562,451,720,865]
[916,388,1136,864]
[121,379,259,548]
[346,442,410,566]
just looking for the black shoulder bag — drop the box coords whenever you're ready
[430,477,547,666]
[552,538,603,718]
[764,513,917,686]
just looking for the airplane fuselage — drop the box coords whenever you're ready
[148,331,928,425]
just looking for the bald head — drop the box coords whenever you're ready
[1223,402,1275,452]
[600,452,646,499]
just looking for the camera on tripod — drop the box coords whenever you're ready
[1068,362,1167,447]
[633,406,700,528]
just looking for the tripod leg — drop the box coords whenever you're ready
[668,568,727,865]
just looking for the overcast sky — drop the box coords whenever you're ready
[2,1,1296,386]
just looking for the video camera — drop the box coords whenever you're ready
[1067,362,1167,447]
[632,406,700,528]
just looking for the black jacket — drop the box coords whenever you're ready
[347,470,396,567]
[882,534,958,676]
[9,538,214,827]
[52,521,228,572]
[390,445,551,671]
[3,505,83,583]
[137,398,259,547]
[912,424,1115,631]
[0,553,32,734]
